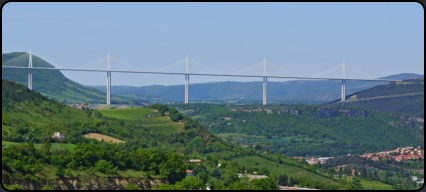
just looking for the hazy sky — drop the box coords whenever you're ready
[2,2,424,86]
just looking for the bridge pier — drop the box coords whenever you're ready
[185,74,189,103]
[263,77,267,105]
[107,71,111,105]
[185,55,189,104]
[107,52,111,105]
[341,60,346,102]
[341,79,346,101]
[28,49,33,90]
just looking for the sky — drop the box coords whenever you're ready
[2,2,424,86]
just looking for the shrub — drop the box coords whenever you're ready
[126,184,141,190]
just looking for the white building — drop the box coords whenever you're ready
[52,132,65,139]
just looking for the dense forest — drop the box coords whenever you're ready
[170,103,424,157]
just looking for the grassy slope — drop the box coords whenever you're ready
[233,156,336,183]
[359,179,394,190]
[4,100,90,126]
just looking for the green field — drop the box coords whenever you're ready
[40,165,151,180]
[2,141,76,152]
[34,143,76,152]
[359,179,394,190]
[97,108,184,134]
[233,156,338,184]
[97,107,154,120]
[2,141,19,147]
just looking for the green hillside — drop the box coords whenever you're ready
[3,78,348,190]
[2,52,139,106]
[170,103,424,157]
[91,73,423,103]
[331,78,424,118]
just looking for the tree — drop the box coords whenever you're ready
[227,135,233,143]
[362,167,367,177]
[159,153,186,184]
[266,147,270,153]
[65,168,73,177]
[278,174,288,186]
[211,169,222,178]
[259,167,271,176]
[221,170,240,187]
[249,177,278,190]
[197,172,209,183]
[255,144,261,151]
[55,166,65,178]
[289,176,295,186]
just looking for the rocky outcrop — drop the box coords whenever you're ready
[2,175,168,190]
[316,109,339,118]
[316,109,372,119]
[337,109,372,117]
[231,108,272,113]
[406,117,424,123]
[278,109,302,116]
[389,122,398,127]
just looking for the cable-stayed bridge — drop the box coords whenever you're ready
[2,50,399,105]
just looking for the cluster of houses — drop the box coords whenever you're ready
[185,159,269,181]
[70,103,89,111]
[292,157,334,165]
[359,146,424,162]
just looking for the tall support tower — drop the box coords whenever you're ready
[341,60,346,101]
[28,49,33,90]
[263,57,267,105]
[107,52,111,105]
[185,54,189,104]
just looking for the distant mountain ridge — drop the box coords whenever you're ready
[91,73,423,103]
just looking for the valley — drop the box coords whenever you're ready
[2,53,424,190]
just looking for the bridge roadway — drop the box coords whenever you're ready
[1,66,399,82]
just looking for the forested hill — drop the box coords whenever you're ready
[2,78,343,190]
[91,73,423,103]
[2,52,133,105]
[330,78,424,118]
[171,103,424,157]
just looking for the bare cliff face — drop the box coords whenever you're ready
[316,108,373,119]
[2,175,169,190]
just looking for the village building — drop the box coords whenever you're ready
[245,174,268,181]
[52,132,65,139]
[186,170,193,176]
[187,159,201,165]
[70,103,89,111]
